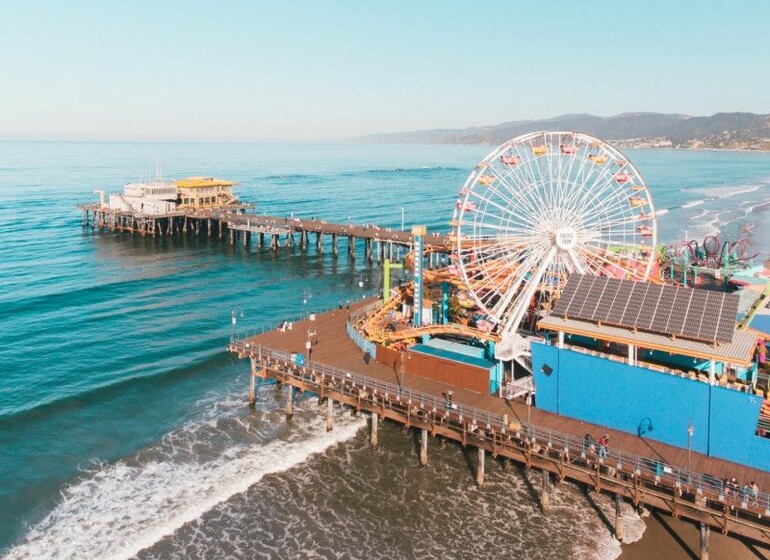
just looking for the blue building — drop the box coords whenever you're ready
[532,274,770,472]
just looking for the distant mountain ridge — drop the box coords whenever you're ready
[358,112,770,150]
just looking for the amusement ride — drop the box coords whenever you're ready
[450,131,658,355]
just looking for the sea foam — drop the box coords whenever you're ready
[5,401,365,560]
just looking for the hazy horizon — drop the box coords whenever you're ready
[2,1,769,142]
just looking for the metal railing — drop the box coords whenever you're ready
[232,340,770,521]
[231,292,378,343]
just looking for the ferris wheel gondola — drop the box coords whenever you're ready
[451,131,657,337]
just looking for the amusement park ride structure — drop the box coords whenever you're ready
[367,132,663,367]
[450,132,659,361]
[664,235,757,286]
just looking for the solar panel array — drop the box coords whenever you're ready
[552,275,739,344]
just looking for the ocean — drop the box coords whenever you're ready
[1,141,770,559]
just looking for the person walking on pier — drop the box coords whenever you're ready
[583,433,596,455]
[598,434,609,459]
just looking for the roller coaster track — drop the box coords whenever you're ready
[381,322,500,344]
[738,284,770,330]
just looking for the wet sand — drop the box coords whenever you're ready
[619,510,770,560]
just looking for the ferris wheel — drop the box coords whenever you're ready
[451,131,657,337]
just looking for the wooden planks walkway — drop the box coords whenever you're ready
[245,299,770,492]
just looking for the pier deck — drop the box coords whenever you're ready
[242,299,770,490]
[231,300,770,547]
[79,203,451,255]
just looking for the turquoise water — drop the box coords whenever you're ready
[1,142,769,559]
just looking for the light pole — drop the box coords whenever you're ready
[231,306,244,344]
[401,207,405,232]
[302,289,312,319]
[526,391,533,437]
[687,418,694,480]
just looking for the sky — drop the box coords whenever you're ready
[1,0,769,142]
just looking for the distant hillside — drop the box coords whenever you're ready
[358,112,770,150]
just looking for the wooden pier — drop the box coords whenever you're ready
[229,299,770,556]
[79,204,450,263]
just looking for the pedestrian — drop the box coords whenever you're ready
[751,481,759,505]
[741,483,750,503]
[598,434,609,459]
[583,433,596,455]
[363,351,371,365]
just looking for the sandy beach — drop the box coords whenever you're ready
[619,509,770,560]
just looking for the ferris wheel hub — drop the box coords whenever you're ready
[554,227,578,250]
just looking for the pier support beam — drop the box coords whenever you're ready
[332,234,338,258]
[286,385,294,418]
[365,238,373,262]
[348,236,355,259]
[259,232,265,248]
[476,447,485,488]
[699,521,709,560]
[540,468,550,511]
[370,412,379,448]
[420,428,428,466]
[615,492,624,542]
[249,357,257,407]
[326,398,333,432]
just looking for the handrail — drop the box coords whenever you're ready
[231,292,378,343]
[232,340,770,519]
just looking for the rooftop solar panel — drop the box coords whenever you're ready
[635,284,662,330]
[653,290,678,332]
[665,288,692,336]
[549,274,738,343]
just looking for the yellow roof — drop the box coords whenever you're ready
[174,176,237,188]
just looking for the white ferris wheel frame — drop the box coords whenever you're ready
[451,130,657,337]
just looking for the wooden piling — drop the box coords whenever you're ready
[249,357,257,406]
[420,428,428,466]
[615,492,624,542]
[326,398,333,431]
[700,521,709,560]
[286,385,294,417]
[476,446,485,488]
[540,468,550,511]
[370,412,379,448]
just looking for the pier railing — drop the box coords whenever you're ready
[231,340,770,522]
[231,293,378,343]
